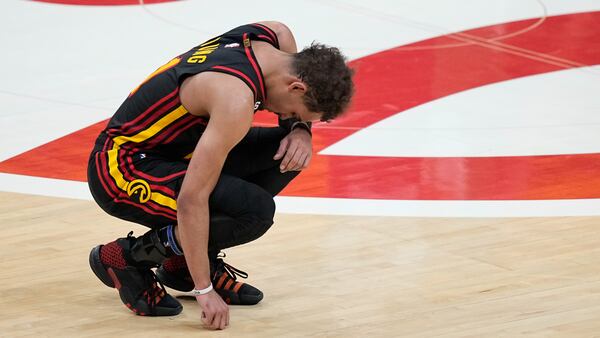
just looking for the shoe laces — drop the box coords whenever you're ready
[142,269,166,311]
[214,252,248,281]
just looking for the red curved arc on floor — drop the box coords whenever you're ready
[31,0,178,6]
[287,11,600,200]
[1,11,599,200]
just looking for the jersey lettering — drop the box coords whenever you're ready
[187,38,221,64]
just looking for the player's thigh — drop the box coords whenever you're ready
[209,173,275,221]
[88,151,187,229]
[222,127,287,178]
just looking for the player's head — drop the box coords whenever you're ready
[274,43,355,122]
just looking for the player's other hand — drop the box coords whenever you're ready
[196,290,229,330]
[273,127,312,172]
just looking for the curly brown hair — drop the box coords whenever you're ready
[292,42,355,122]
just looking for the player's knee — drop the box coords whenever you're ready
[248,188,275,237]
[254,188,276,223]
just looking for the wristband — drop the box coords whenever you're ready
[191,284,213,296]
[291,121,312,136]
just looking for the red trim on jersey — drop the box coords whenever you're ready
[117,149,177,197]
[117,96,180,138]
[101,128,181,208]
[98,150,177,218]
[144,113,198,148]
[97,153,174,220]
[162,118,207,144]
[98,149,124,199]
[147,200,177,218]
[257,34,275,45]
[115,196,177,220]
[243,33,266,100]
[106,107,194,196]
[95,153,116,199]
[125,156,186,183]
[110,87,180,136]
[97,139,178,217]
[252,23,278,47]
[211,65,258,100]
[102,135,113,153]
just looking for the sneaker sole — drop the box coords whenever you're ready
[89,245,115,288]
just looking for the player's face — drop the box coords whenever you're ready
[267,78,324,122]
[276,104,322,122]
[275,82,323,122]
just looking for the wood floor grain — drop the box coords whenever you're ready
[1,192,599,337]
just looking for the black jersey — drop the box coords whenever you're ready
[95,23,280,160]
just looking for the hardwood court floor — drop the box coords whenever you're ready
[1,191,600,337]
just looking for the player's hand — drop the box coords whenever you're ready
[196,290,229,330]
[273,127,313,172]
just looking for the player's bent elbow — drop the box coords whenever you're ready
[176,192,208,217]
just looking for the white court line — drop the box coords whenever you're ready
[0,173,92,201]
[1,173,599,218]
[321,65,600,158]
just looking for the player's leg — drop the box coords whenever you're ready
[157,127,306,303]
[157,174,276,305]
[221,126,302,195]
[87,150,185,316]
[90,150,276,307]
[157,127,301,301]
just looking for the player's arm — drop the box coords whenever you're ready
[176,74,254,330]
[278,115,312,134]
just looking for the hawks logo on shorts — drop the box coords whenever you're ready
[127,179,152,204]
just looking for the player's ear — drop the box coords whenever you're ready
[288,81,307,94]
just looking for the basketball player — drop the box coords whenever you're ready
[87,21,354,330]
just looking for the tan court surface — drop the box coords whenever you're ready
[2,192,600,337]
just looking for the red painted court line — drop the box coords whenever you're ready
[31,0,178,6]
[1,12,599,200]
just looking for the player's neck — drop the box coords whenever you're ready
[253,41,294,84]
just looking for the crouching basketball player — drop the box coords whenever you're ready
[87,21,354,330]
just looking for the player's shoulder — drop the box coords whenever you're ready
[223,21,284,35]
[181,71,255,117]
[254,21,292,37]
[207,71,255,105]
[221,22,294,49]
[201,72,254,127]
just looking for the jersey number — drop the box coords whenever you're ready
[129,56,181,96]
